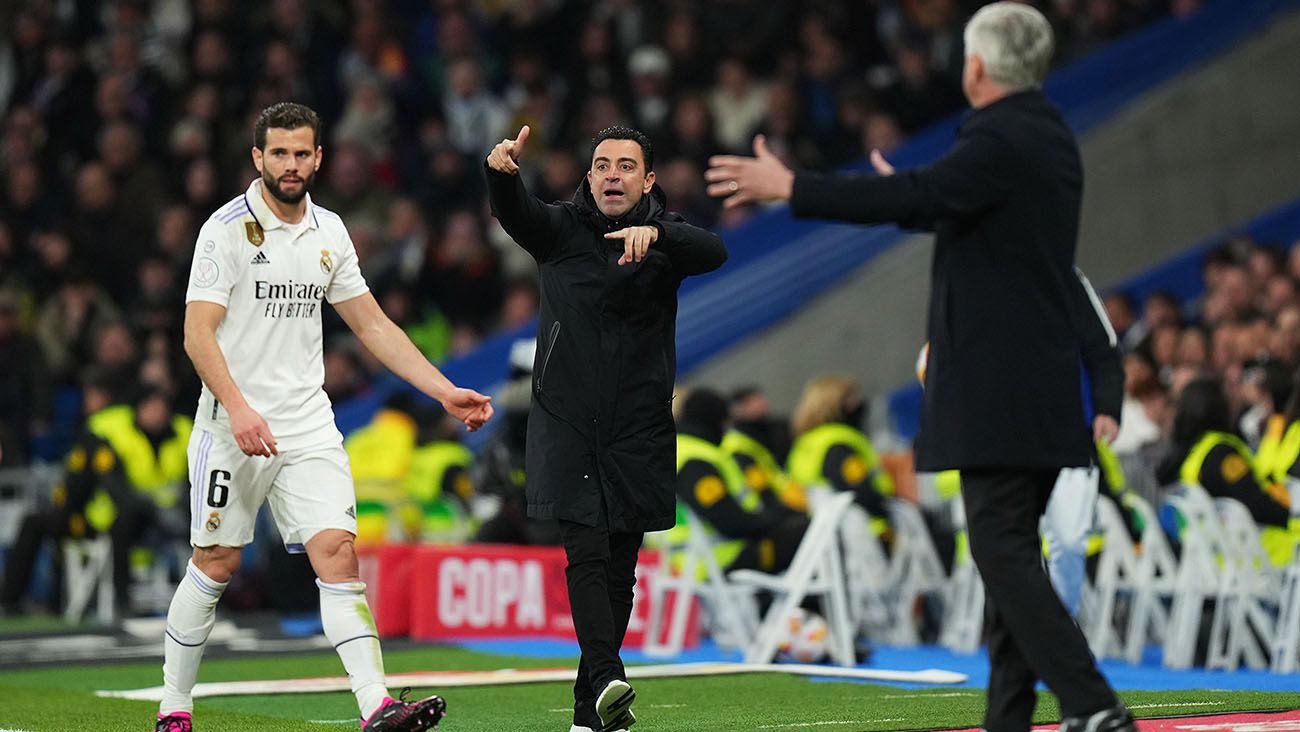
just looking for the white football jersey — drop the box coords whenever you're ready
[185,179,369,450]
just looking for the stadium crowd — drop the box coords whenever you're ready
[0,0,1195,467]
[0,0,1229,620]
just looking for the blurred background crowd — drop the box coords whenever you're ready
[0,0,1198,469]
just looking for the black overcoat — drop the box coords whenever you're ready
[487,168,727,530]
[791,91,1094,471]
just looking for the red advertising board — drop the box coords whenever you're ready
[360,544,698,649]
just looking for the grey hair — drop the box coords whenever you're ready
[963,2,1054,91]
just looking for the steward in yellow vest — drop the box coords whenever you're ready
[86,387,192,612]
[406,439,474,543]
[722,428,808,514]
[788,376,895,538]
[344,402,418,545]
[0,380,126,614]
[671,391,808,575]
[1158,378,1298,567]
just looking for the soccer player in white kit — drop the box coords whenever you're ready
[155,103,493,732]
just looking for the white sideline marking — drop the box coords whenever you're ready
[96,663,967,702]
[882,692,979,699]
[758,720,903,729]
[1129,702,1226,709]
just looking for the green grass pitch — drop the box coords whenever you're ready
[2,646,1299,731]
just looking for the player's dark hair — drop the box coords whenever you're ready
[591,125,654,171]
[254,102,321,150]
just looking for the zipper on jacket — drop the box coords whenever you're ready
[536,321,561,393]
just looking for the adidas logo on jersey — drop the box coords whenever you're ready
[344,505,356,519]
[251,251,270,265]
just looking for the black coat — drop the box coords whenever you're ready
[791,91,1092,471]
[487,168,727,531]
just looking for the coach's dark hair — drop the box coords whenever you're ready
[591,126,654,171]
[254,102,321,150]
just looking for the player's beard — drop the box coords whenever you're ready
[263,168,315,204]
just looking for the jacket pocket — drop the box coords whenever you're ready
[535,321,561,394]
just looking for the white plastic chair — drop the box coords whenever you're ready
[1082,498,1140,660]
[879,498,948,645]
[938,496,984,654]
[729,490,857,666]
[641,506,759,658]
[1273,539,1300,672]
[62,535,115,624]
[1205,497,1280,671]
[1162,484,1225,669]
[1118,493,1178,664]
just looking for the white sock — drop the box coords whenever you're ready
[160,560,228,716]
[318,578,389,719]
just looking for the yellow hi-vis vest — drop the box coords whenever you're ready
[1258,416,1300,487]
[1180,431,1299,568]
[346,408,417,545]
[787,423,894,534]
[667,434,758,572]
[87,405,192,509]
[721,429,807,513]
[404,441,474,542]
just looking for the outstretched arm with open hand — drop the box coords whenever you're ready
[705,135,795,208]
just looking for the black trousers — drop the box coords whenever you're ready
[962,470,1117,731]
[560,520,643,728]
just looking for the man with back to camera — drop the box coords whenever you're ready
[705,4,1137,732]
[486,124,726,732]
[157,102,494,732]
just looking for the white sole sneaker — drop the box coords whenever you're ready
[595,680,636,729]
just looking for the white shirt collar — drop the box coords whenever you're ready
[244,178,320,231]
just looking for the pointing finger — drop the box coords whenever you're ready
[514,125,531,153]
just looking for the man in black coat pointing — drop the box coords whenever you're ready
[487,124,726,732]
[705,4,1135,732]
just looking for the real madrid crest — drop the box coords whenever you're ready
[245,222,265,246]
[320,249,333,274]
[206,511,222,531]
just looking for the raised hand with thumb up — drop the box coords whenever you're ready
[487,125,531,175]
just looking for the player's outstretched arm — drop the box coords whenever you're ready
[184,301,278,457]
[333,292,494,431]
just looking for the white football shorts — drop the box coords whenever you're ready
[186,427,358,552]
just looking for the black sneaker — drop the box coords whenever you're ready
[362,689,448,731]
[595,680,636,730]
[155,712,192,732]
[1059,705,1138,732]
